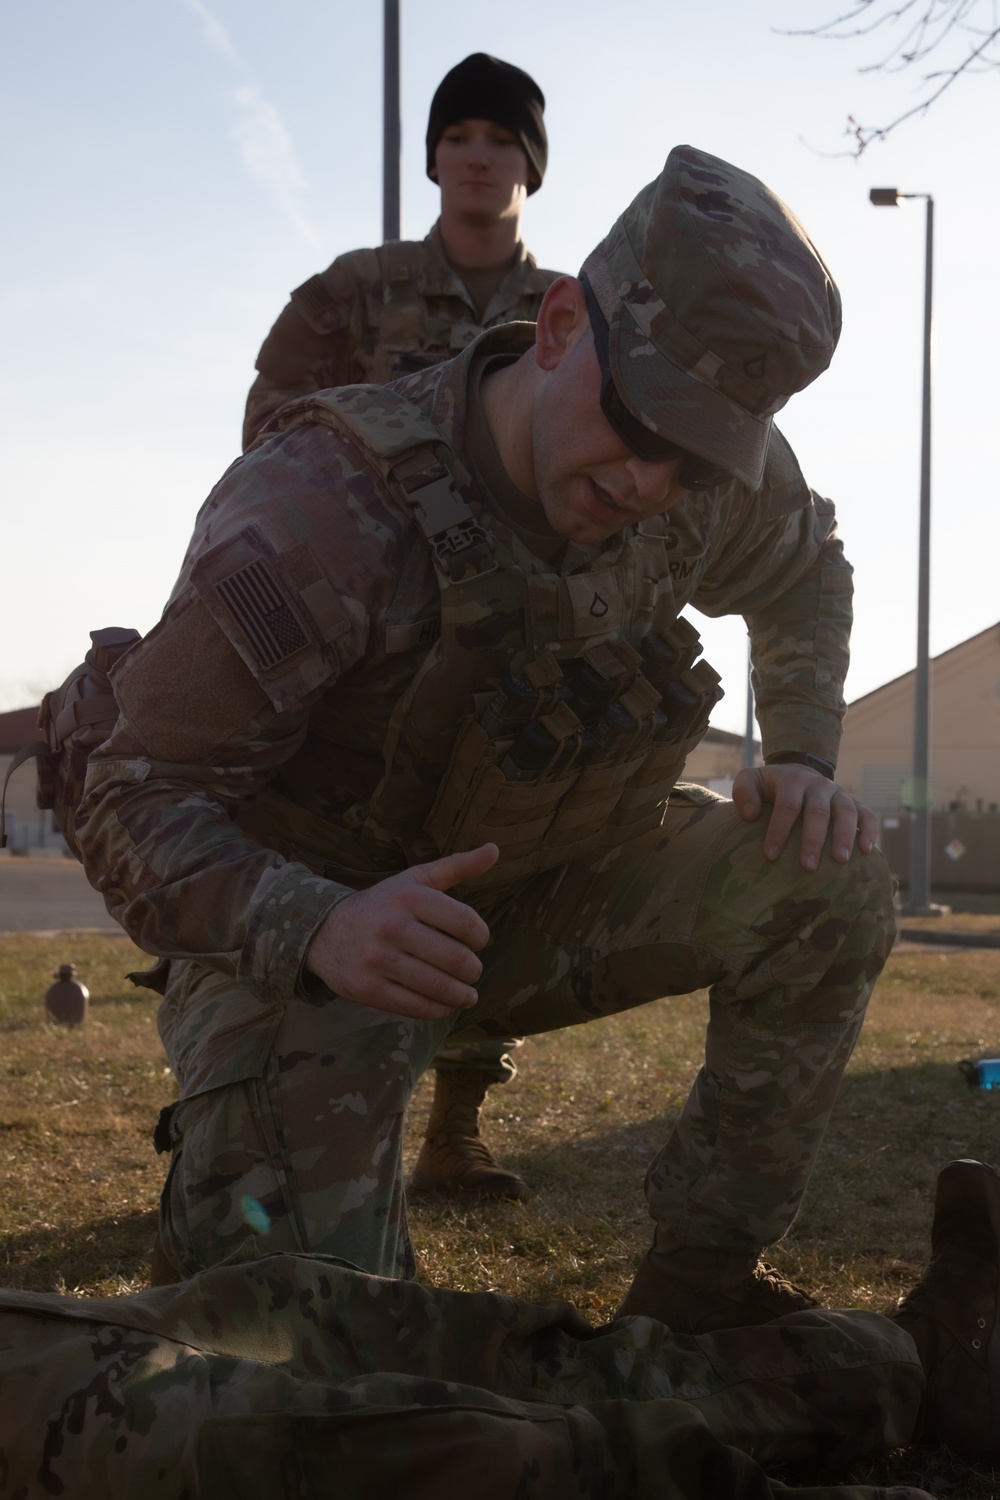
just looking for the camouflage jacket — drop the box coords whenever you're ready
[242,222,562,449]
[80,324,853,1005]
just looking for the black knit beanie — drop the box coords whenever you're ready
[425,53,547,195]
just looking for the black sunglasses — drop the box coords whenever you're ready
[579,274,732,492]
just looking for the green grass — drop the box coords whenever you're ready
[0,933,168,1295]
[2,931,1000,1494]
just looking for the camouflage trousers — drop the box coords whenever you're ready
[0,1253,928,1500]
[156,787,895,1279]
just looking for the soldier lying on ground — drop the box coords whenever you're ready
[79,142,893,1330]
[242,51,564,1206]
[1,1160,997,1500]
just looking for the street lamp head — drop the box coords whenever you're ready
[870,187,901,207]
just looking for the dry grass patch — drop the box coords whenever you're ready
[0,932,171,1294]
[405,948,1000,1318]
[2,932,1000,1493]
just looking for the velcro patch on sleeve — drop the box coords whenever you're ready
[290,259,358,335]
[113,599,271,762]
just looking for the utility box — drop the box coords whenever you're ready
[878,809,1000,893]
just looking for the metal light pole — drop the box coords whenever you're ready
[742,638,757,769]
[382,0,401,242]
[869,186,935,914]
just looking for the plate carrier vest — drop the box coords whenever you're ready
[237,386,724,900]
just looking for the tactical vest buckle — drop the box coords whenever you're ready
[402,467,498,580]
[431,517,493,564]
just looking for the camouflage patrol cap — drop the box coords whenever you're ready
[580,144,841,490]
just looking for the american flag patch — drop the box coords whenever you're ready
[215,559,309,669]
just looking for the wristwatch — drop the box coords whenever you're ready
[764,751,836,781]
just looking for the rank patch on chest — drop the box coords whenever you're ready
[561,570,622,638]
[214,559,310,669]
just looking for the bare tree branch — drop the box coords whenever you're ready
[778,0,1000,152]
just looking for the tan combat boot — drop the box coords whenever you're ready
[892,1158,1000,1462]
[616,1228,818,1333]
[411,1068,528,1202]
[149,1230,183,1287]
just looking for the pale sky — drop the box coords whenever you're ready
[2,0,997,738]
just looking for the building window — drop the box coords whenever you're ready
[861,765,913,813]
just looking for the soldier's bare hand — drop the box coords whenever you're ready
[731,765,878,872]
[304,843,499,1020]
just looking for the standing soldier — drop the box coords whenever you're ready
[243,53,559,447]
[242,53,564,1204]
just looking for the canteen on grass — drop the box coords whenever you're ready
[45,963,89,1027]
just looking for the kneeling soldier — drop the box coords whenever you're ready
[81,142,893,1328]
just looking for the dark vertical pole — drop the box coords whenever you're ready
[382,0,401,243]
[906,195,934,912]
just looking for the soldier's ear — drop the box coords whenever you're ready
[534,277,587,373]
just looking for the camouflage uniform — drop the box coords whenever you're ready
[242,222,562,451]
[78,310,894,1279]
[0,1252,929,1499]
[79,145,893,1282]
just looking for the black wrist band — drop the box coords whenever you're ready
[764,751,836,781]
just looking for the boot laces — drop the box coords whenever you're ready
[743,1258,818,1306]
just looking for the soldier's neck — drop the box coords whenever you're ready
[439,208,523,271]
[479,355,540,505]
